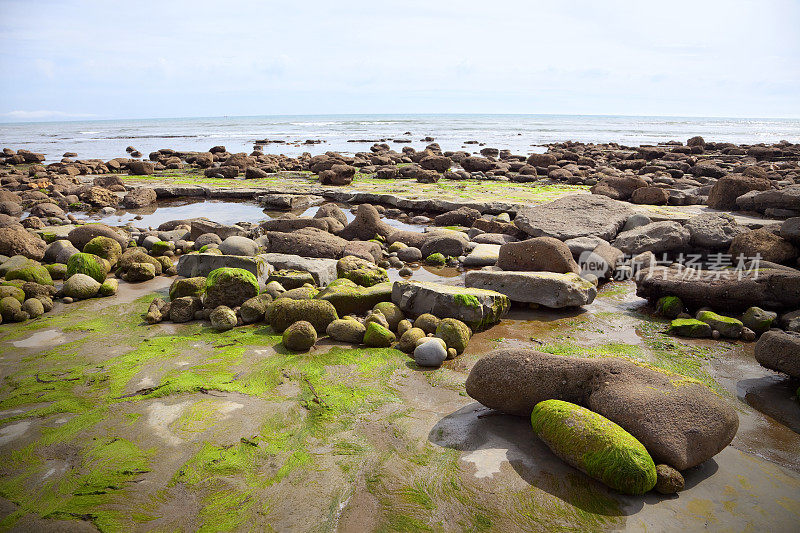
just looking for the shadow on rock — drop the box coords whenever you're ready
[738,376,800,434]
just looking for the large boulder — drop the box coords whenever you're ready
[635,267,800,312]
[590,175,648,201]
[420,231,468,258]
[754,330,800,378]
[62,273,101,300]
[707,174,771,210]
[129,160,155,175]
[434,206,480,227]
[67,223,127,250]
[319,164,356,186]
[314,204,348,226]
[497,237,579,274]
[265,298,338,333]
[736,185,800,216]
[189,219,246,241]
[258,253,337,286]
[465,349,738,470]
[203,267,259,308]
[315,279,392,315]
[83,236,122,266]
[122,187,157,208]
[630,186,670,205]
[0,227,46,260]
[462,243,500,267]
[391,280,509,330]
[282,320,317,351]
[685,213,746,249]
[218,235,259,256]
[265,229,348,259]
[66,252,107,283]
[514,195,634,241]
[338,204,395,241]
[336,255,387,287]
[531,399,657,495]
[613,221,690,255]
[176,253,270,284]
[728,229,798,264]
[465,270,596,308]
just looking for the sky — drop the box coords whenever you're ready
[0,0,799,121]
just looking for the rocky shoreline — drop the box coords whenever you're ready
[0,136,799,530]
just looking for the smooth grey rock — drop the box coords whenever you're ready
[564,236,609,258]
[685,213,745,249]
[514,194,635,240]
[257,253,338,286]
[462,243,500,267]
[219,235,259,256]
[621,214,652,232]
[414,339,448,367]
[176,253,272,285]
[754,330,800,378]
[43,239,79,264]
[189,219,246,241]
[613,221,690,255]
[465,270,597,308]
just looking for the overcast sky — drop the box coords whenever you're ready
[1,0,798,121]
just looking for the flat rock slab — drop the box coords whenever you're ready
[391,280,509,330]
[176,253,272,285]
[257,193,320,210]
[257,253,338,286]
[465,270,597,308]
[514,194,635,241]
[462,243,501,267]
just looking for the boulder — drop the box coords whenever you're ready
[204,267,259,308]
[319,164,356,186]
[239,293,273,324]
[414,339,448,367]
[260,217,329,233]
[30,203,65,218]
[336,255,388,287]
[258,253,338,286]
[169,277,206,300]
[5,264,53,286]
[465,270,597,308]
[420,231,468,258]
[122,187,157,208]
[266,298,338,333]
[696,310,743,338]
[129,161,155,175]
[635,267,800,312]
[314,203,348,226]
[363,321,396,347]
[326,318,366,344]
[219,235,259,256]
[83,236,122,266]
[514,195,634,241]
[0,227,46,260]
[62,273,101,300]
[531,399,657,495]
[780,217,800,245]
[434,206,480,227]
[630,186,670,205]
[265,229,348,259]
[391,280,509,330]
[169,296,202,323]
[462,243,500,267]
[740,306,776,335]
[189,219,246,241]
[125,262,156,282]
[729,229,797,264]
[66,253,107,283]
[613,221,690,255]
[578,242,624,279]
[755,330,800,378]
[338,204,395,241]
[435,318,471,355]
[67,223,127,250]
[210,305,238,331]
[465,349,738,470]
[497,237,579,274]
[176,253,271,285]
[590,175,648,201]
[282,320,317,351]
[668,319,712,338]
[315,279,392,316]
[420,155,452,173]
[685,213,745,249]
[707,174,771,210]
[736,185,800,216]
[654,464,685,495]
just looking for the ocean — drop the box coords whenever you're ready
[2,114,799,163]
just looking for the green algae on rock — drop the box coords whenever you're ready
[363,321,396,347]
[655,296,684,319]
[435,317,471,355]
[204,267,259,308]
[83,235,122,266]
[282,320,317,351]
[667,318,712,338]
[66,252,108,283]
[169,276,206,300]
[531,399,657,495]
[266,297,338,333]
[5,263,53,286]
[696,310,743,338]
[315,279,392,316]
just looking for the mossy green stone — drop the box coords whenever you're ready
[740,306,777,335]
[696,310,743,339]
[363,322,396,348]
[169,276,206,300]
[315,280,392,316]
[435,318,471,355]
[205,267,259,308]
[341,267,388,287]
[45,263,67,280]
[656,296,683,319]
[426,252,446,266]
[373,301,404,331]
[282,320,317,351]
[66,252,107,283]
[266,298,338,333]
[0,296,22,321]
[0,285,25,303]
[531,399,657,495]
[267,270,315,290]
[99,278,118,297]
[83,236,122,265]
[668,318,712,338]
[6,264,53,286]
[150,241,173,256]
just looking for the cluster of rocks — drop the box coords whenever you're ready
[466,349,738,495]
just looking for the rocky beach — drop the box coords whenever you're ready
[0,134,799,532]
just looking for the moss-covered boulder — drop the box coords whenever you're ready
[22,298,44,318]
[204,267,259,309]
[435,318,471,356]
[0,285,25,303]
[740,306,777,335]
[150,241,174,256]
[655,296,683,319]
[667,318,712,338]
[654,464,684,494]
[364,309,390,330]
[282,320,317,352]
[414,313,440,334]
[279,285,319,300]
[326,318,366,344]
[169,277,206,300]
[117,247,162,278]
[397,318,413,338]
[169,296,202,323]
[0,296,23,321]
[125,262,156,282]
[398,327,427,353]
[531,399,657,495]
[210,305,238,331]
[83,236,122,266]
[373,301,404,331]
[315,279,392,316]
[696,310,743,338]
[45,263,67,280]
[267,270,315,290]
[62,273,101,300]
[5,264,53,286]
[264,280,286,299]
[240,293,273,324]
[336,255,388,287]
[99,278,118,297]
[266,298,338,333]
[363,322,396,347]
[66,252,108,283]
